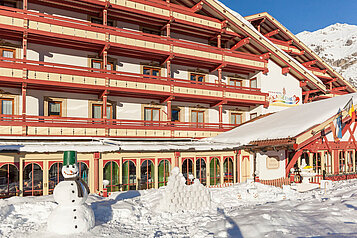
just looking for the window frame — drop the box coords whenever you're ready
[191,110,205,123]
[144,107,160,121]
[90,16,114,27]
[250,113,258,120]
[0,47,16,59]
[229,78,243,87]
[250,78,258,88]
[91,59,114,71]
[142,27,161,36]
[230,112,242,125]
[91,103,113,119]
[142,66,161,77]
[0,0,17,8]
[190,73,205,82]
[171,108,180,122]
[48,101,62,117]
[0,98,14,115]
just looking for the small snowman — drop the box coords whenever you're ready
[47,151,95,235]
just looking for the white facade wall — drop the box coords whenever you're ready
[256,150,286,180]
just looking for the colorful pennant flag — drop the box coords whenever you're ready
[336,108,343,139]
[343,97,355,120]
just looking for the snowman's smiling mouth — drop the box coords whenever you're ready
[63,170,76,176]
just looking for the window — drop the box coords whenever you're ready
[229,78,243,87]
[250,113,257,120]
[230,113,242,125]
[143,66,160,77]
[190,73,205,82]
[92,104,113,119]
[0,98,13,115]
[90,17,114,27]
[324,152,333,174]
[0,0,17,8]
[48,101,62,117]
[142,28,161,36]
[250,78,257,88]
[0,48,15,60]
[191,110,204,123]
[339,151,346,173]
[171,109,180,122]
[144,107,160,121]
[91,59,114,71]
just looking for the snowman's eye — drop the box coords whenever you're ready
[72,165,75,168]
[67,165,69,168]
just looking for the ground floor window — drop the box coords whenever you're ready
[324,152,333,174]
[339,151,346,173]
[23,163,43,196]
[182,158,194,184]
[347,151,354,172]
[103,161,119,192]
[196,158,206,185]
[158,160,170,188]
[122,161,136,191]
[140,160,154,190]
[312,153,322,174]
[0,164,18,198]
[48,162,63,194]
[210,157,221,186]
[224,157,234,183]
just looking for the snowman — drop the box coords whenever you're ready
[47,151,95,235]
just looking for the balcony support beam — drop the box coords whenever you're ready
[167,100,172,122]
[191,0,204,13]
[231,37,250,51]
[264,29,280,38]
[21,83,27,116]
[210,63,225,73]
[219,104,223,126]
[302,60,317,67]
[282,67,290,75]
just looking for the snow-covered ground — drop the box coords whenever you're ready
[2,180,357,238]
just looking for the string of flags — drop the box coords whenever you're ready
[333,97,355,140]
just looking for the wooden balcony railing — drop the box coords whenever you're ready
[0,57,268,105]
[0,114,237,138]
[0,6,267,71]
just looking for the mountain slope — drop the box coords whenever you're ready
[297,23,357,87]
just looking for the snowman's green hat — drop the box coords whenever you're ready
[63,151,77,166]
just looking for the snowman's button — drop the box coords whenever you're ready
[75,225,77,229]
[72,190,75,193]
[74,216,77,219]
[73,209,76,212]
[72,200,75,203]
[71,183,74,186]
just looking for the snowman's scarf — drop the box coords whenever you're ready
[64,177,90,197]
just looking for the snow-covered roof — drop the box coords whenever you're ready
[205,93,357,145]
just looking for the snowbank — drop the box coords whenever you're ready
[2,180,357,237]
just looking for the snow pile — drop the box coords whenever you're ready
[206,93,357,144]
[4,180,357,237]
[162,167,211,212]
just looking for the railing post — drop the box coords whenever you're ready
[219,104,223,128]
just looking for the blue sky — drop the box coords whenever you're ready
[219,0,357,34]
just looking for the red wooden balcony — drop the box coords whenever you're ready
[0,57,268,106]
[0,114,237,138]
[0,5,267,74]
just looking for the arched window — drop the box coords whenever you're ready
[182,158,193,184]
[195,158,206,185]
[122,161,136,191]
[23,163,43,196]
[158,160,170,188]
[79,162,89,185]
[103,161,119,192]
[0,164,19,198]
[224,157,233,183]
[210,157,220,186]
[48,162,63,194]
[140,160,154,190]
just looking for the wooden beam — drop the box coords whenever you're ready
[160,96,175,104]
[210,63,225,73]
[191,0,204,12]
[330,86,347,92]
[260,52,270,60]
[302,89,320,95]
[282,67,290,75]
[300,81,307,88]
[264,29,280,38]
[210,100,227,108]
[302,60,317,67]
[231,37,250,51]
[285,150,303,177]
